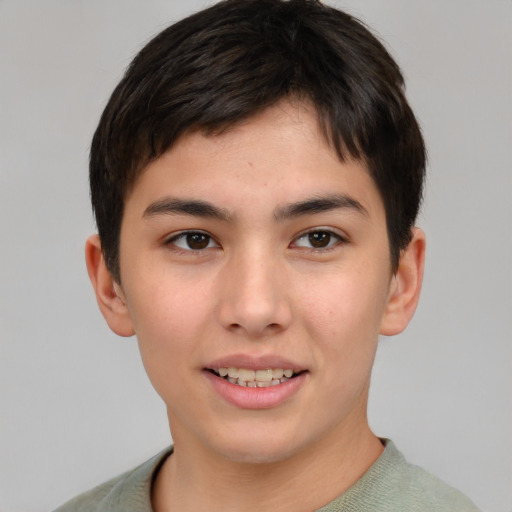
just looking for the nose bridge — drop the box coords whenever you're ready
[217,243,291,336]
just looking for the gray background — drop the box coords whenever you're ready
[0,1,510,511]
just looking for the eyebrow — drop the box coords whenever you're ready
[143,193,368,223]
[274,194,368,221]
[143,198,231,222]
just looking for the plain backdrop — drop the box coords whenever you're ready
[0,1,510,511]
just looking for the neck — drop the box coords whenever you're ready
[152,418,383,512]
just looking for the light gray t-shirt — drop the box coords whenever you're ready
[54,440,480,511]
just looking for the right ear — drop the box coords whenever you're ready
[85,235,135,337]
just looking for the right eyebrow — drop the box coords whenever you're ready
[143,197,231,222]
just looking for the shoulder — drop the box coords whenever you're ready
[383,442,481,511]
[52,447,172,512]
[318,439,481,512]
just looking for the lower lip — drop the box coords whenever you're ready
[204,371,307,409]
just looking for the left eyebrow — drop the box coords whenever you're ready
[274,194,368,221]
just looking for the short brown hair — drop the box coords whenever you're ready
[90,0,426,282]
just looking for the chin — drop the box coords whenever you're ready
[207,427,311,466]
[219,446,296,465]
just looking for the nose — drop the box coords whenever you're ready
[217,250,292,338]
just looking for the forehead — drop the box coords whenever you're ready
[125,101,384,221]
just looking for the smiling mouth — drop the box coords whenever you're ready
[209,367,303,388]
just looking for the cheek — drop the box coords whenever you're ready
[126,266,213,337]
[296,265,391,349]
[122,275,214,388]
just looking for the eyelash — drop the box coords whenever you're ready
[165,231,220,252]
[164,228,347,252]
[291,228,347,252]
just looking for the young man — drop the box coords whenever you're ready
[55,0,480,510]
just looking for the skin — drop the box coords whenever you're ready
[86,101,425,511]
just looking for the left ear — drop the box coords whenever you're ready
[380,227,426,336]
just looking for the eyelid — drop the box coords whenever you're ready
[165,230,220,251]
[291,227,348,250]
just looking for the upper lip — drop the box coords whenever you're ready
[205,354,306,372]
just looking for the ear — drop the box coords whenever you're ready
[85,235,135,337]
[380,227,426,336]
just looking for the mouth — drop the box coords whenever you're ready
[208,367,304,388]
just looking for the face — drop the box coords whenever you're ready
[115,102,398,464]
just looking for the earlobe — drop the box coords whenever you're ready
[380,227,426,336]
[85,235,135,337]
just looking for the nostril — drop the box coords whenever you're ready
[227,321,283,336]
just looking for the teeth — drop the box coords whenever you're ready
[238,368,255,381]
[272,369,284,379]
[215,367,298,387]
[255,369,272,382]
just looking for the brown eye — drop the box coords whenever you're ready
[186,232,211,250]
[293,229,344,250]
[308,231,332,248]
[168,231,219,251]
